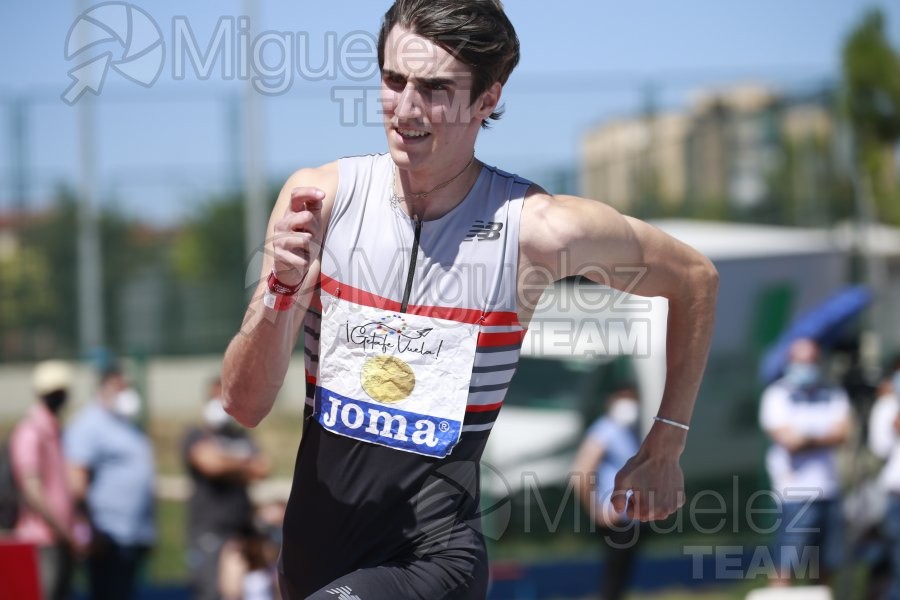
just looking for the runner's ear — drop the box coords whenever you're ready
[475,82,501,122]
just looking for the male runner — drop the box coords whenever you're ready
[222,1,719,597]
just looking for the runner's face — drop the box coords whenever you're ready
[381,25,494,172]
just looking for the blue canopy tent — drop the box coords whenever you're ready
[759,285,873,385]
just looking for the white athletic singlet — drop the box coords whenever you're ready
[280,153,531,597]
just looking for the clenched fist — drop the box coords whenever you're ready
[612,431,687,522]
[271,187,325,287]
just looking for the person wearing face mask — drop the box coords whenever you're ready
[571,386,642,600]
[759,338,852,586]
[867,354,900,599]
[183,376,271,600]
[9,360,80,600]
[63,363,156,600]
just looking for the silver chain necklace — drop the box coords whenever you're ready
[390,154,476,210]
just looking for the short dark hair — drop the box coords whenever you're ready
[377,0,520,128]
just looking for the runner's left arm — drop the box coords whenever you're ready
[521,189,719,521]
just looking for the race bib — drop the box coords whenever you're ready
[315,293,479,458]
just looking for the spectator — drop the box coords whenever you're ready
[760,338,852,585]
[868,354,900,599]
[572,387,642,600]
[184,377,271,600]
[10,360,79,600]
[64,364,156,600]
[218,521,279,600]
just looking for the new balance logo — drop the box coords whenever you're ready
[464,220,503,241]
[326,585,362,600]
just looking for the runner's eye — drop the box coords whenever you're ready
[383,73,406,91]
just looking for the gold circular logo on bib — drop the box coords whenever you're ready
[360,355,416,404]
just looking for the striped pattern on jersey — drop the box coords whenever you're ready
[303,153,530,438]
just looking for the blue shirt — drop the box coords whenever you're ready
[587,416,639,503]
[64,403,156,545]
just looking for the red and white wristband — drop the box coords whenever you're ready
[263,270,301,311]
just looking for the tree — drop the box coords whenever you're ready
[172,194,246,283]
[0,188,170,361]
[842,9,900,225]
[168,187,280,354]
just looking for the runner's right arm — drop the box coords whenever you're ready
[222,163,338,427]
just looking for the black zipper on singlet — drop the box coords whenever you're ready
[400,216,422,313]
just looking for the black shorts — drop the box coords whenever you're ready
[279,554,489,600]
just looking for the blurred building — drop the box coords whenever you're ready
[580,84,838,219]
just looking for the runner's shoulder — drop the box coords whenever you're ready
[282,162,339,199]
[519,183,579,257]
[273,161,340,216]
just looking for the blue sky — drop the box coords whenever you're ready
[0,0,898,223]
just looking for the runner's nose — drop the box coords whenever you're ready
[395,82,424,121]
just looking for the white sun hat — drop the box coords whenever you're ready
[32,360,74,396]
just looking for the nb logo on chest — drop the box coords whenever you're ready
[464,220,503,242]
